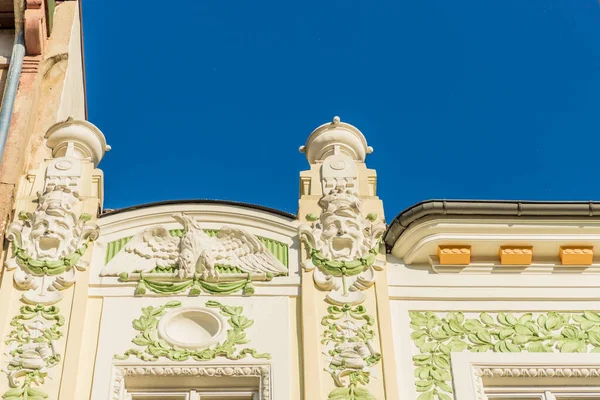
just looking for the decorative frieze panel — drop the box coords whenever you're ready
[299,188,385,306]
[5,186,99,305]
[100,213,288,296]
[410,310,600,400]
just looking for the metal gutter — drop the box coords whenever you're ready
[99,199,297,220]
[0,1,24,165]
[383,199,600,251]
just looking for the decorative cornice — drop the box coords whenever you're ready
[112,364,271,400]
[100,199,296,220]
[472,365,600,400]
[384,199,600,252]
[476,366,600,378]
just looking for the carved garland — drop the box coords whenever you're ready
[119,271,265,297]
[116,300,270,362]
[308,245,378,276]
[111,365,272,400]
[11,241,90,276]
[2,304,65,400]
[410,311,600,400]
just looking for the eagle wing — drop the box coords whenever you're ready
[100,226,180,276]
[209,226,287,275]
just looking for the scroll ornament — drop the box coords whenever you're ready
[5,186,99,305]
[299,188,385,305]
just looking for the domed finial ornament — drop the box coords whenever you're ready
[45,118,109,167]
[301,117,371,163]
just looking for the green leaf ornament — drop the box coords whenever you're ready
[410,310,600,399]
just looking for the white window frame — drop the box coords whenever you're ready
[127,389,258,399]
[109,362,272,400]
[451,352,600,400]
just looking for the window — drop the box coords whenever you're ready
[486,387,600,399]
[450,352,600,400]
[128,389,257,400]
[110,363,271,400]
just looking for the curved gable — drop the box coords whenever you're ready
[89,201,300,296]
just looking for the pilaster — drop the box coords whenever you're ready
[0,119,108,399]
[298,117,399,399]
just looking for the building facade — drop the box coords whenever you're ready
[1,3,600,400]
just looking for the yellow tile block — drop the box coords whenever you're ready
[559,246,594,265]
[499,246,533,265]
[437,245,471,265]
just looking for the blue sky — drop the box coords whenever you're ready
[82,0,600,218]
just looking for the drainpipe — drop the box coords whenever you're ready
[0,3,25,167]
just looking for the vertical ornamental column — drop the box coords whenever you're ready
[1,119,108,399]
[298,117,395,399]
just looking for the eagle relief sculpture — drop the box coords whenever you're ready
[5,186,100,305]
[299,187,385,305]
[100,213,287,296]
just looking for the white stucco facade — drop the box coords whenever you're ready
[0,4,598,399]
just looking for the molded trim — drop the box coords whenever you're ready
[100,199,296,220]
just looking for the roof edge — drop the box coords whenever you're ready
[99,199,296,220]
[383,199,600,251]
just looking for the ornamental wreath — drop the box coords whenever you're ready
[116,300,270,362]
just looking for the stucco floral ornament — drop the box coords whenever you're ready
[322,303,380,400]
[5,186,99,305]
[2,304,64,400]
[299,188,385,305]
